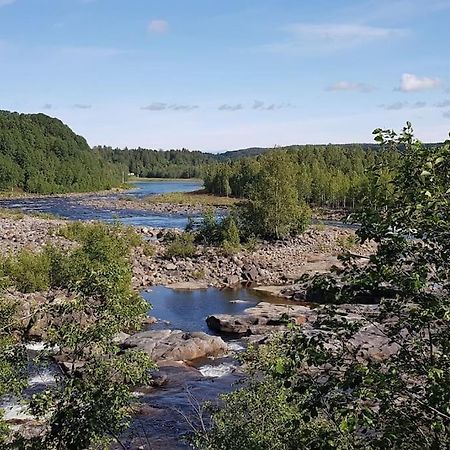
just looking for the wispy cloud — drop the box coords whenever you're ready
[435,99,450,108]
[148,19,169,34]
[381,101,408,110]
[43,104,52,110]
[326,81,376,93]
[413,101,427,108]
[252,100,295,111]
[141,102,198,112]
[74,104,92,109]
[218,104,243,111]
[168,104,198,111]
[0,0,16,7]
[264,23,407,53]
[443,111,450,118]
[380,101,427,110]
[398,73,442,92]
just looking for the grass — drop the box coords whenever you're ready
[0,207,61,221]
[144,190,240,207]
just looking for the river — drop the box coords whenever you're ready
[0,179,204,229]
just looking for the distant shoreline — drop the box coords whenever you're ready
[128,177,203,182]
[0,178,204,200]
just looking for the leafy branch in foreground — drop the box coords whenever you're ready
[1,222,155,449]
[194,124,450,449]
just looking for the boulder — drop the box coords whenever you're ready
[206,302,316,336]
[122,330,228,362]
[165,263,177,271]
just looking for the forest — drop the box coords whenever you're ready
[97,146,215,179]
[204,144,399,209]
[0,111,125,194]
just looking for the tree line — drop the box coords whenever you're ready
[0,111,125,194]
[96,146,215,179]
[204,144,399,209]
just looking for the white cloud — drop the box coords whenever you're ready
[399,73,442,92]
[265,23,407,53]
[326,81,376,93]
[148,20,169,34]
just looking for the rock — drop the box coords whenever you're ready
[112,332,131,344]
[142,316,157,325]
[165,263,177,271]
[252,285,286,297]
[225,274,240,287]
[206,302,316,336]
[166,281,209,290]
[242,264,259,282]
[122,330,228,362]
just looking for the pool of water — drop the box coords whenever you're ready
[125,179,203,198]
[142,285,287,334]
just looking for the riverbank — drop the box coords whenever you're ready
[0,213,372,289]
[0,186,128,200]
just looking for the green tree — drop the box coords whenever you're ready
[241,151,311,239]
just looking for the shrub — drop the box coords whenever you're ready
[2,249,52,293]
[141,240,156,257]
[194,210,241,248]
[166,233,196,258]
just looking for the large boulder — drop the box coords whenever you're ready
[206,302,316,336]
[122,330,228,362]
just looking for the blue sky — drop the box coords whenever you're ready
[0,0,449,151]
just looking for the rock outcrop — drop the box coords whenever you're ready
[122,330,228,362]
[206,302,316,336]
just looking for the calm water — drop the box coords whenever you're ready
[142,285,288,334]
[0,180,203,229]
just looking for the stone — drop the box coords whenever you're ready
[122,330,228,362]
[206,302,316,336]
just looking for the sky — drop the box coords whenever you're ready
[0,0,449,152]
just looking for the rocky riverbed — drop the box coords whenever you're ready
[0,214,373,290]
[81,196,216,216]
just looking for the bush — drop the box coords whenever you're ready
[141,240,156,257]
[2,249,52,293]
[166,233,196,258]
[194,209,241,248]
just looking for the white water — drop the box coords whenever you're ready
[198,362,237,378]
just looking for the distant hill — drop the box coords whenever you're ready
[218,143,381,160]
[0,111,124,194]
[217,147,269,159]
